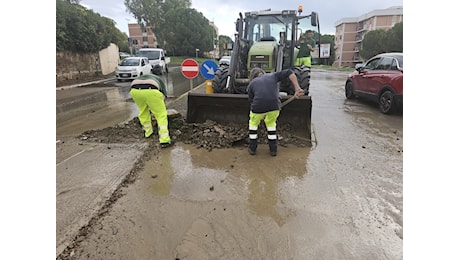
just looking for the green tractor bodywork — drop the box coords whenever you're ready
[187,7,320,140]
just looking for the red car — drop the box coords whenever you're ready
[345,52,403,114]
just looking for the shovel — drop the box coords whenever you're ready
[281,95,297,108]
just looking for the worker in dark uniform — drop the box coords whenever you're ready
[129,74,174,148]
[246,68,304,156]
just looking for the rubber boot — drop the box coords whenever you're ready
[248,139,258,155]
[268,139,277,156]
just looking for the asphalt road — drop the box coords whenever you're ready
[56,68,403,259]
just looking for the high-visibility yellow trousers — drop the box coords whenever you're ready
[248,110,279,151]
[294,56,311,67]
[129,88,171,144]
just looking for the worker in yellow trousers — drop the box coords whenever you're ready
[129,74,174,148]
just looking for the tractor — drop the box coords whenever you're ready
[186,6,320,141]
[213,6,319,95]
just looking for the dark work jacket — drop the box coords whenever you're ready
[246,69,294,113]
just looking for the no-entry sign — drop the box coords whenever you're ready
[181,58,199,79]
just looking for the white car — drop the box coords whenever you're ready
[219,56,231,66]
[119,52,131,59]
[116,57,152,81]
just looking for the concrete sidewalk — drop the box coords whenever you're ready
[56,142,147,256]
[56,78,206,257]
[57,77,116,90]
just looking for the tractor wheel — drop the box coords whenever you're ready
[213,65,229,93]
[288,66,310,96]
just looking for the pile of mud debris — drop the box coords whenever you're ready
[79,113,311,151]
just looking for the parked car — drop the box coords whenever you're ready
[345,52,403,114]
[219,55,231,66]
[116,57,152,81]
[119,52,131,59]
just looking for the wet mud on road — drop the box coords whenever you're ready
[56,69,403,259]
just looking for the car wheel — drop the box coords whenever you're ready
[379,90,395,114]
[345,81,355,99]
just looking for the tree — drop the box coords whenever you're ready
[56,0,128,53]
[360,22,403,60]
[124,0,191,48]
[124,0,217,55]
[386,22,403,52]
[360,29,388,60]
[218,35,233,57]
[162,7,215,56]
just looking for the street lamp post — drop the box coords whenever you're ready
[126,19,133,56]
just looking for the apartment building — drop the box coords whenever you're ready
[333,6,403,68]
[128,23,157,54]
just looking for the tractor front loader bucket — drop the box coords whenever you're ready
[186,92,312,141]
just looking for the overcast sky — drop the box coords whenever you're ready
[79,0,403,38]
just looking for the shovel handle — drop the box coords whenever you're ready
[281,95,296,108]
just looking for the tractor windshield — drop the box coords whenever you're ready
[245,15,294,43]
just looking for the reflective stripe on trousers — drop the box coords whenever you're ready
[248,110,280,140]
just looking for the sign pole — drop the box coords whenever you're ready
[205,80,213,94]
[190,79,193,90]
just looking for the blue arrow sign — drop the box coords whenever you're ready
[200,59,218,80]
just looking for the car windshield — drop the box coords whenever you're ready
[120,59,139,66]
[395,56,403,68]
[363,58,380,70]
[138,50,160,60]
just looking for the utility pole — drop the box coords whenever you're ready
[126,19,132,55]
